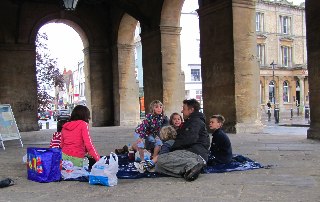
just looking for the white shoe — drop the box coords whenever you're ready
[134,161,146,173]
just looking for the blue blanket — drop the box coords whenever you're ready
[117,154,264,179]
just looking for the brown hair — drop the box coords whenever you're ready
[210,114,225,125]
[183,99,201,112]
[70,105,91,123]
[169,112,183,125]
[160,125,177,141]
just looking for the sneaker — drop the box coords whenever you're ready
[184,163,203,182]
[144,160,155,169]
[134,161,146,173]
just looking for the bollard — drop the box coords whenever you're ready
[305,107,310,119]
[274,108,279,124]
[46,122,49,129]
[267,108,271,121]
[297,107,300,116]
[290,108,293,120]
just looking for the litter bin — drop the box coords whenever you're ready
[46,122,49,129]
[305,107,310,119]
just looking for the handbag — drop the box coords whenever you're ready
[89,153,119,186]
[27,147,62,183]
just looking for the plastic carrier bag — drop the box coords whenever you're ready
[89,153,119,186]
[27,147,62,183]
[61,160,89,181]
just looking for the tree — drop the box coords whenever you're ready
[36,32,64,111]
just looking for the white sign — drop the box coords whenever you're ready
[0,104,23,150]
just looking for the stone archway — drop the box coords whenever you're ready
[114,13,140,126]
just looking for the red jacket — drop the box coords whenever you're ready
[61,120,100,161]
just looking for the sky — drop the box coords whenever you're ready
[41,0,305,72]
[39,23,83,72]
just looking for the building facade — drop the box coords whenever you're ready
[256,0,308,114]
[180,0,308,115]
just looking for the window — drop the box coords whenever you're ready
[257,44,265,66]
[279,15,291,35]
[195,90,202,100]
[269,81,275,103]
[191,69,201,81]
[281,46,292,67]
[283,81,289,103]
[256,12,264,32]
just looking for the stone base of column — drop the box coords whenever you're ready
[307,127,320,140]
[120,119,141,126]
[235,122,264,134]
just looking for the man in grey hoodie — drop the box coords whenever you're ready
[155,99,210,181]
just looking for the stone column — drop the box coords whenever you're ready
[298,77,305,108]
[199,0,262,133]
[306,0,320,139]
[160,25,185,116]
[83,46,114,126]
[116,44,140,126]
[0,43,38,131]
[140,29,163,111]
[278,79,283,110]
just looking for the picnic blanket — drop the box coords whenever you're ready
[117,154,264,179]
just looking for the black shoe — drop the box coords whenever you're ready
[0,178,14,188]
[184,163,203,182]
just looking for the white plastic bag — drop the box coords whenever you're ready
[89,153,118,186]
[61,160,89,180]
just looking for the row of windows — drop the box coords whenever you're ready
[267,80,296,103]
[256,12,292,35]
[257,44,292,67]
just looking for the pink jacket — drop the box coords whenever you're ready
[61,120,100,161]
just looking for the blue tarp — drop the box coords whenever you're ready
[117,154,264,179]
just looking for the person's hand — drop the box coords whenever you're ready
[136,137,143,144]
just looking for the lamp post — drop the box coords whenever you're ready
[270,60,279,123]
[62,0,79,11]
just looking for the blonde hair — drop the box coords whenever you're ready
[160,125,177,141]
[149,100,164,114]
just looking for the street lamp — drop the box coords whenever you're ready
[270,60,279,123]
[62,0,79,11]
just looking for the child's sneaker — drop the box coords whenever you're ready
[134,161,146,173]
[144,160,155,169]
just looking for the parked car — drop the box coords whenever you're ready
[57,109,71,121]
[38,111,51,120]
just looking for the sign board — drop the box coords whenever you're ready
[0,104,23,150]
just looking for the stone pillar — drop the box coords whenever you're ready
[140,29,163,111]
[83,46,114,126]
[278,79,283,110]
[298,77,305,108]
[160,25,185,116]
[0,43,38,131]
[116,44,140,126]
[306,0,320,139]
[199,0,262,133]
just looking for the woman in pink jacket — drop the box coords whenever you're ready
[61,105,100,167]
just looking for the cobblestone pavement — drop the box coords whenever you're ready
[0,123,319,202]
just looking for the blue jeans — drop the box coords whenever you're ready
[134,133,162,148]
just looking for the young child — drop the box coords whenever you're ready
[49,119,68,148]
[208,114,233,165]
[138,125,177,172]
[60,105,100,167]
[133,100,168,169]
[169,112,183,130]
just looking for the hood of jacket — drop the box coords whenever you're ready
[63,120,85,131]
[188,111,206,123]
